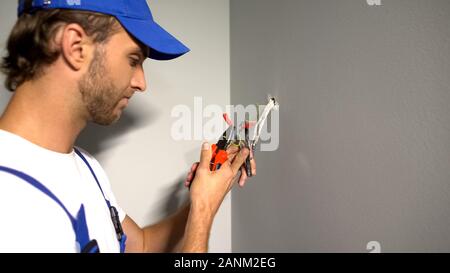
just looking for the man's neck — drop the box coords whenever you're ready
[0,79,87,154]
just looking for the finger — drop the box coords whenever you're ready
[230,147,250,175]
[186,172,194,182]
[238,165,248,187]
[227,144,239,154]
[189,163,200,181]
[198,142,212,170]
[185,170,198,187]
[226,145,240,161]
[249,149,256,176]
[185,162,199,181]
[191,162,199,172]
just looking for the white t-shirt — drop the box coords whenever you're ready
[0,129,126,253]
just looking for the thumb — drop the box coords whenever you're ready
[199,142,212,170]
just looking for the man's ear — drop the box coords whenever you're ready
[59,23,92,71]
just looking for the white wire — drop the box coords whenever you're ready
[251,97,278,146]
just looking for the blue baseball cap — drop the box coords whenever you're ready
[18,0,190,61]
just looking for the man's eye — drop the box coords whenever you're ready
[129,58,139,67]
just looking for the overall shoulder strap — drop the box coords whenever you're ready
[73,148,126,252]
[73,148,111,207]
[0,166,77,225]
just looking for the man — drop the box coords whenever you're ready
[0,0,255,253]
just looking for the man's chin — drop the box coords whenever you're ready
[91,112,121,126]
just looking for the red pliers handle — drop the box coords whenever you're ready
[209,124,234,171]
[210,143,228,171]
[188,142,228,190]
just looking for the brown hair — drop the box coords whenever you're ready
[1,8,121,91]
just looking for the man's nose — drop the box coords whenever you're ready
[131,65,147,92]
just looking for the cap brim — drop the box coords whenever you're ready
[116,16,190,61]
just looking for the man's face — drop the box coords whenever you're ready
[78,26,147,125]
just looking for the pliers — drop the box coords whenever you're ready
[210,97,279,173]
[210,125,235,171]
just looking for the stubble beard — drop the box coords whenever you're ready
[79,47,124,126]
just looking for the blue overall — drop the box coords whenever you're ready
[0,148,127,253]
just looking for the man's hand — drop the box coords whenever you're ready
[184,144,256,188]
[187,142,251,218]
[180,142,257,252]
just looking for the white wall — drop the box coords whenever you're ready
[0,0,231,252]
[0,1,16,111]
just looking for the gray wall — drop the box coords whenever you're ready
[231,0,450,252]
